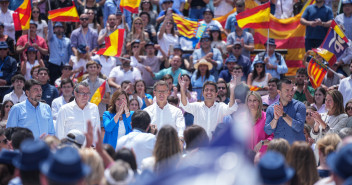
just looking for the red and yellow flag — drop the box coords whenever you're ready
[90,81,107,106]
[74,71,84,82]
[172,14,199,38]
[120,0,141,14]
[236,2,270,29]
[13,0,31,31]
[48,1,79,22]
[250,86,261,91]
[97,29,125,57]
[307,58,327,89]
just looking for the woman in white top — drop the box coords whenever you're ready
[20,47,45,80]
[311,90,348,142]
[31,6,47,39]
[209,25,227,58]
[247,60,272,95]
[311,87,327,114]
[85,8,101,33]
[69,45,91,74]
[157,16,178,56]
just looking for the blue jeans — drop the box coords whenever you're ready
[189,7,206,20]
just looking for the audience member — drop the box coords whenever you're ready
[261,78,280,106]
[38,67,59,106]
[51,78,74,121]
[2,74,27,104]
[0,100,13,128]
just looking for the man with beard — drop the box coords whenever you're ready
[7,79,55,138]
[98,14,119,46]
[108,53,142,91]
[216,80,229,104]
[37,67,59,106]
[70,13,98,55]
[300,0,333,51]
[47,21,72,84]
[293,68,314,103]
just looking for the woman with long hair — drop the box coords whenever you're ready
[316,134,341,178]
[287,141,319,185]
[129,99,141,112]
[345,99,352,127]
[0,100,14,128]
[139,0,157,25]
[247,60,272,95]
[157,16,178,57]
[311,87,327,113]
[246,91,273,153]
[191,59,215,100]
[126,17,150,53]
[102,91,134,149]
[311,90,348,142]
[31,6,47,39]
[115,148,138,172]
[85,8,101,33]
[209,25,227,57]
[134,80,153,109]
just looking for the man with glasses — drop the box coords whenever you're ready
[0,0,15,42]
[37,67,59,106]
[216,80,229,104]
[192,33,223,80]
[7,79,55,138]
[70,13,98,55]
[56,81,101,141]
[3,74,27,104]
[47,21,72,84]
[144,80,185,136]
[227,23,254,59]
[225,0,245,33]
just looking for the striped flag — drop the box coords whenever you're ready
[172,14,200,39]
[74,71,84,82]
[307,58,328,89]
[250,86,261,91]
[120,0,141,14]
[236,2,270,29]
[12,0,31,31]
[314,20,349,66]
[90,81,107,106]
[48,1,79,22]
[97,29,125,57]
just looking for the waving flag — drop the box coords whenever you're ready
[236,2,270,29]
[120,0,141,14]
[173,14,200,38]
[12,0,31,31]
[74,71,84,82]
[250,86,261,91]
[314,20,349,66]
[90,81,107,106]
[48,1,79,22]
[97,29,125,57]
[307,58,328,89]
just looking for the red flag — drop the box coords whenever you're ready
[97,29,125,57]
[236,2,270,29]
[307,58,327,89]
[48,1,79,22]
[13,0,31,31]
[90,81,107,105]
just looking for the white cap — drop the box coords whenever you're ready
[67,129,86,145]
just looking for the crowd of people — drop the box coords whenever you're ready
[1,0,352,184]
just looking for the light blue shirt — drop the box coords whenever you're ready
[7,100,55,138]
[225,12,238,33]
[192,48,223,80]
[103,0,132,28]
[335,13,352,40]
[48,21,72,66]
[252,52,288,79]
[191,72,215,100]
[153,67,189,86]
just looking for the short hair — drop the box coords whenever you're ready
[139,12,150,22]
[167,96,179,105]
[296,68,308,77]
[74,81,90,93]
[161,74,173,82]
[120,80,132,88]
[10,128,34,150]
[103,144,116,158]
[60,78,74,89]
[338,128,352,139]
[277,78,292,91]
[86,60,98,69]
[267,138,290,158]
[114,148,137,172]
[233,64,243,71]
[202,81,218,93]
[183,125,209,150]
[11,74,25,84]
[153,80,169,91]
[24,79,41,91]
[131,110,151,131]
[105,160,132,185]
[268,78,279,85]
[38,67,50,76]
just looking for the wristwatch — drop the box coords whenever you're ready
[261,140,264,145]
[282,112,287,117]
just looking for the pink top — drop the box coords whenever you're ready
[249,111,274,153]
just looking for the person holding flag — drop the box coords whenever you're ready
[0,0,15,41]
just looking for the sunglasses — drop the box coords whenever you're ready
[133,46,139,48]
[32,11,40,13]
[166,22,173,25]
[346,106,352,111]
[0,138,7,144]
[134,22,142,25]
[218,87,226,90]
[80,18,89,21]
[306,112,312,116]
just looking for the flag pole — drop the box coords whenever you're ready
[266,28,269,56]
[48,0,51,11]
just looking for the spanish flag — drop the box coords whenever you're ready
[48,1,79,22]
[90,81,107,106]
[307,58,327,89]
[172,14,200,38]
[97,29,125,57]
[74,70,84,82]
[236,2,270,29]
[12,0,31,31]
[250,86,261,91]
[120,0,141,14]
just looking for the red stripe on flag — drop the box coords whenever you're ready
[236,2,270,19]
[50,16,80,22]
[121,6,139,14]
[269,20,301,32]
[241,22,270,29]
[48,6,74,14]
[13,12,22,31]
[254,33,305,49]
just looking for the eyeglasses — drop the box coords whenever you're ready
[346,106,352,111]
[80,18,89,21]
[217,87,226,90]
[32,11,40,13]
[77,92,91,96]
[5,105,12,108]
[234,47,241,50]
[0,138,7,144]
[306,112,312,116]
[255,65,264,68]
[155,90,169,94]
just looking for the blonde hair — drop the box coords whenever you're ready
[267,138,290,158]
[245,91,263,122]
[79,148,104,185]
[317,133,341,156]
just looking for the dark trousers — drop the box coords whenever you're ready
[47,62,62,85]
[305,39,324,52]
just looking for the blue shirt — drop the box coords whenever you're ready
[157,8,183,18]
[252,52,288,79]
[7,100,55,138]
[302,4,333,40]
[264,99,306,144]
[225,12,238,33]
[103,0,132,28]
[191,72,215,100]
[153,67,189,86]
[48,21,72,66]
[335,13,352,40]
[220,55,251,82]
[141,94,153,109]
[42,83,59,106]
[70,27,98,51]
[192,48,223,80]
[0,56,17,85]
[102,111,134,149]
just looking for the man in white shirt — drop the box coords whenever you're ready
[144,80,185,136]
[116,110,156,168]
[0,0,15,41]
[338,62,352,106]
[179,75,238,137]
[56,81,101,142]
[3,74,27,104]
[51,78,74,121]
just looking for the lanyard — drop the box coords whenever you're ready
[0,56,8,71]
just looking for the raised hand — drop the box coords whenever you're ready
[229,74,237,91]
[178,74,186,91]
[85,120,93,148]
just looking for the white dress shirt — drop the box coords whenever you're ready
[51,96,68,121]
[55,100,101,142]
[3,91,27,104]
[116,129,156,169]
[338,76,352,106]
[180,100,238,137]
[144,103,185,137]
